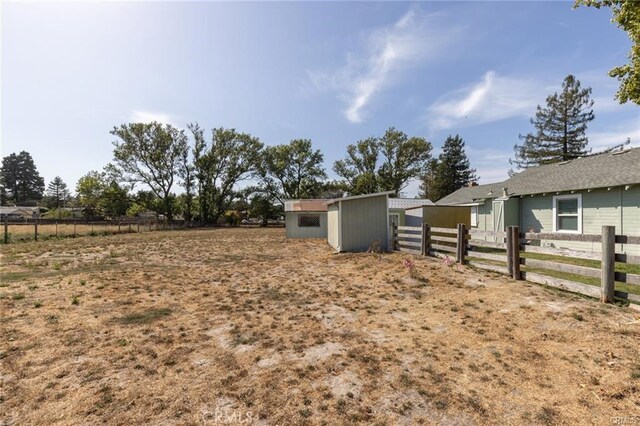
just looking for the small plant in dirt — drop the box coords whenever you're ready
[631,364,640,379]
[536,407,558,425]
[367,240,383,253]
[299,408,312,418]
[71,295,80,305]
[571,313,584,321]
[12,293,25,300]
[33,301,43,308]
[403,258,427,283]
[403,258,417,277]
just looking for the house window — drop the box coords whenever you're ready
[298,214,320,227]
[552,194,582,233]
[470,206,478,227]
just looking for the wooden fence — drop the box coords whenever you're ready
[392,223,640,306]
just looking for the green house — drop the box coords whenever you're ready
[436,148,640,255]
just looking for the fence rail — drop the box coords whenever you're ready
[392,222,640,308]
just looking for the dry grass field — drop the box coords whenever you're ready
[1,228,639,425]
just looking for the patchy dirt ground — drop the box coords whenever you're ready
[1,228,639,425]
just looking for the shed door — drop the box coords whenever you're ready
[492,201,504,240]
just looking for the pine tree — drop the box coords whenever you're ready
[511,75,594,170]
[0,151,45,205]
[418,159,439,200]
[426,135,477,201]
[45,176,71,209]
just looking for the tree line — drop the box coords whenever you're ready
[0,73,629,221]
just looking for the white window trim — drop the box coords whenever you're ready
[470,206,479,227]
[552,194,582,234]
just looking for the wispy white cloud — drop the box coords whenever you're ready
[427,71,542,130]
[129,110,174,125]
[590,119,640,150]
[309,9,463,124]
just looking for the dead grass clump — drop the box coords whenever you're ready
[114,308,172,325]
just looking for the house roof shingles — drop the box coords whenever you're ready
[437,148,640,205]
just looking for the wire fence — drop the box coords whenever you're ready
[1,218,284,244]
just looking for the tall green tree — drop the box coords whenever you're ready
[45,176,71,209]
[575,0,640,104]
[249,193,282,227]
[107,122,188,220]
[425,135,478,201]
[0,151,45,205]
[76,171,132,218]
[190,124,263,224]
[76,171,105,216]
[511,75,594,171]
[100,182,131,218]
[333,128,432,196]
[333,137,379,195]
[259,139,327,205]
[178,146,195,221]
[377,128,432,195]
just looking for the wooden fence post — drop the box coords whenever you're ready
[137,223,140,233]
[34,220,38,241]
[55,221,58,237]
[511,226,521,280]
[601,225,615,303]
[421,223,429,256]
[4,218,8,244]
[506,226,514,276]
[73,221,77,237]
[456,223,466,264]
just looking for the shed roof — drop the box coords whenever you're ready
[437,148,640,205]
[326,191,395,206]
[284,199,329,212]
[388,198,434,209]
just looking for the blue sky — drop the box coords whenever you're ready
[2,1,638,197]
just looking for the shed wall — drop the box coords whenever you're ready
[340,195,388,252]
[405,208,423,227]
[285,212,328,239]
[327,205,340,250]
[422,206,471,229]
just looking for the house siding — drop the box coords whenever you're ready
[622,187,640,239]
[340,195,388,252]
[477,200,492,232]
[519,187,640,255]
[520,196,553,233]
[285,212,328,239]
